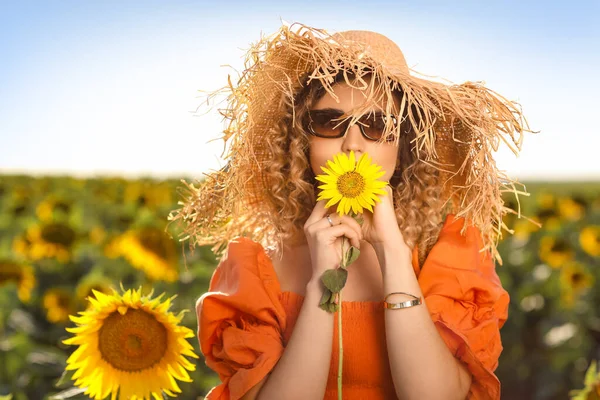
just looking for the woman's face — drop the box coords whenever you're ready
[308,79,400,190]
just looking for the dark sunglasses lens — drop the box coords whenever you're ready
[361,114,395,140]
[308,112,345,137]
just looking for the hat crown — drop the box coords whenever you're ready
[331,30,409,75]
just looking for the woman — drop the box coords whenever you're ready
[170,22,535,400]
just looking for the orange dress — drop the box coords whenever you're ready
[197,214,510,399]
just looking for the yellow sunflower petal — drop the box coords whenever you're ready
[347,151,356,171]
[358,196,373,212]
[325,193,343,209]
[351,199,361,214]
[319,165,337,176]
[327,159,344,175]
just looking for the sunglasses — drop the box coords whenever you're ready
[305,109,398,142]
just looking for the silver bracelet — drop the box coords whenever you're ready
[383,292,422,310]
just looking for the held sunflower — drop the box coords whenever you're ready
[63,287,198,399]
[316,151,388,216]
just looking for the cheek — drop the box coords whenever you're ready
[308,138,338,175]
[376,146,399,181]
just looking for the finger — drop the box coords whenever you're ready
[327,213,363,240]
[305,200,329,226]
[321,224,361,249]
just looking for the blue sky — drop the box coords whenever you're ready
[1,0,599,180]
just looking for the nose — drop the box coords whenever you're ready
[341,122,366,156]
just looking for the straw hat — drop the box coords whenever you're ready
[168,22,537,266]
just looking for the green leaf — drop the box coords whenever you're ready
[54,369,74,389]
[319,302,338,313]
[319,288,332,306]
[342,246,360,267]
[0,394,13,400]
[49,387,87,400]
[321,268,348,293]
[567,388,587,400]
[585,360,599,386]
[318,289,341,314]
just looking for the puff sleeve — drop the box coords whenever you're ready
[196,238,287,400]
[418,214,510,400]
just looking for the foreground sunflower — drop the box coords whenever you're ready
[63,287,198,399]
[316,151,387,216]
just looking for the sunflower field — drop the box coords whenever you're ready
[0,174,598,400]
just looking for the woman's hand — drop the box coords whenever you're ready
[304,200,363,281]
[361,185,409,253]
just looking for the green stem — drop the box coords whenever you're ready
[338,287,343,400]
[337,237,347,400]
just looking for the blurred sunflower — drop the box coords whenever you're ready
[534,208,562,232]
[0,260,36,302]
[557,195,587,222]
[76,275,114,306]
[63,287,198,399]
[105,227,178,282]
[88,225,107,246]
[536,192,556,210]
[580,225,600,257]
[12,222,77,263]
[10,202,29,218]
[13,184,34,202]
[43,288,76,323]
[560,261,594,297]
[36,195,72,222]
[91,179,121,203]
[124,181,173,210]
[510,218,539,242]
[539,236,574,268]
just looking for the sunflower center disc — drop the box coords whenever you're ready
[337,172,365,198]
[0,263,22,283]
[98,308,168,372]
[571,272,583,286]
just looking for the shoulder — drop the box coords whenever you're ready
[209,237,275,288]
[424,213,494,271]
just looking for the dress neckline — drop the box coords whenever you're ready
[255,240,386,308]
[278,290,385,309]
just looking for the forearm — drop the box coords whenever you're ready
[375,245,471,400]
[258,279,334,400]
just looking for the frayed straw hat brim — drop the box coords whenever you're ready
[169,22,539,265]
